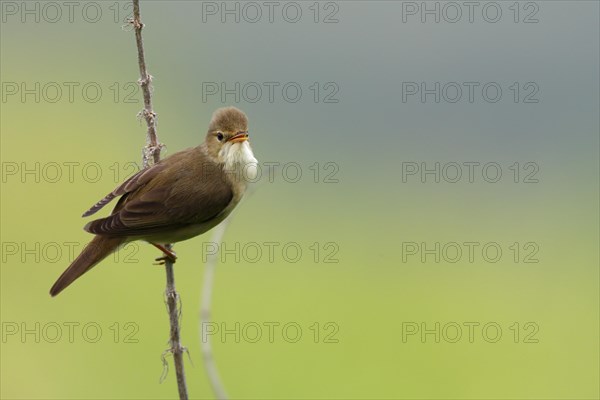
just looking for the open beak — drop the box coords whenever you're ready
[229,132,249,143]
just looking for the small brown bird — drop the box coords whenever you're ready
[50,107,258,296]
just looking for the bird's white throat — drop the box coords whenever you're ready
[220,141,258,182]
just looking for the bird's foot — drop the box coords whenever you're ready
[153,254,177,265]
[151,243,177,265]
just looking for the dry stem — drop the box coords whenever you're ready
[131,1,188,399]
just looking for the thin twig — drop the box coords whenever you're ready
[165,244,189,400]
[132,0,162,166]
[130,1,188,399]
[200,220,230,400]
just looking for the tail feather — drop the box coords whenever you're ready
[50,235,124,296]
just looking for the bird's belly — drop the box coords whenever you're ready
[140,197,240,245]
[143,222,214,244]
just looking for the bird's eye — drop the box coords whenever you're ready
[217,132,224,141]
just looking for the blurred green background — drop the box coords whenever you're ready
[1,1,598,399]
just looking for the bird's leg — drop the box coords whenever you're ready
[151,243,177,265]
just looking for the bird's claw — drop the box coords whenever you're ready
[154,253,177,265]
[150,243,177,265]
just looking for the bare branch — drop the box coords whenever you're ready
[165,245,189,400]
[132,0,162,167]
[130,1,188,399]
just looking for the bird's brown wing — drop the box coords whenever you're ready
[83,151,233,237]
[82,162,167,217]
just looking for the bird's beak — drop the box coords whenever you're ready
[229,132,249,143]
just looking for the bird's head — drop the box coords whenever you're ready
[204,107,258,180]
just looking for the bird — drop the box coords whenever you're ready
[50,106,258,296]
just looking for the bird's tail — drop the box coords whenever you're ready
[50,235,124,297]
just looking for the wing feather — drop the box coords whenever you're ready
[83,148,233,238]
[82,163,166,217]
